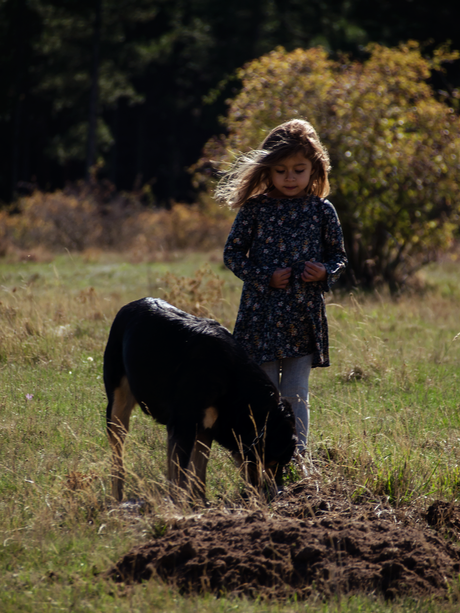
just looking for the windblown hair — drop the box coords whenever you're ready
[215,119,331,209]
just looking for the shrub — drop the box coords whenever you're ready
[0,187,233,257]
[198,43,460,291]
[158,264,225,318]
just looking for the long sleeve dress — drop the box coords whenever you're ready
[223,193,347,368]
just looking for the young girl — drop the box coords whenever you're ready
[219,119,347,454]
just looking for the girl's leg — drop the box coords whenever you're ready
[260,359,281,390]
[260,359,284,488]
[279,354,313,451]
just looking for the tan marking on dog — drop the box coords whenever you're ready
[111,376,135,423]
[108,376,136,501]
[203,406,218,430]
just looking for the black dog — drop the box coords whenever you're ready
[104,298,296,501]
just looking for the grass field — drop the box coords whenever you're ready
[1,251,460,612]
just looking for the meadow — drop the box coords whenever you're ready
[1,249,460,612]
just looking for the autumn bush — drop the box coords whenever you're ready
[158,264,225,318]
[197,42,460,291]
[0,187,233,257]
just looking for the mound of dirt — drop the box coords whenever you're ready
[107,481,460,600]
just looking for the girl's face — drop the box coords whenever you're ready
[269,152,313,198]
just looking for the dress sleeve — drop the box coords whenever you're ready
[223,201,275,292]
[321,200,348,291]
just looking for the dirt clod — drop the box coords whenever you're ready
[107,481,460,600]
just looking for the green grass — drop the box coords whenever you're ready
[1,251,460,611]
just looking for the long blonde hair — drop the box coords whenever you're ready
[215,119,331,209]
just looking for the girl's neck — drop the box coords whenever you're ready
[265,188,308,199]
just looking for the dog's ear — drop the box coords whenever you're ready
[263,399,297,467]
[279,397,294,418]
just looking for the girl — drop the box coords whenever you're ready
[219,119,347,454]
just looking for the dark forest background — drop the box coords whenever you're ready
[1,0,459,206]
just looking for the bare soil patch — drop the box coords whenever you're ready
[107,481,460,600]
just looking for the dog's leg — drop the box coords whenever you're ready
[186,429,213,500]
[167,428,193,493]
[107,376,136,501]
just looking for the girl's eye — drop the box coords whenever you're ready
[275,169,285,174]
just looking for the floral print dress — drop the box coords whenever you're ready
[223,194,347,368]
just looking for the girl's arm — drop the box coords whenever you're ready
[319,200,348,290]
[223,203,277,293]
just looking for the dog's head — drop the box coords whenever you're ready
[232,397,297,491]
[263,396,297,466]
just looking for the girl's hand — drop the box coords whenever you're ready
[269,267,292,289]
[302,261,327,283]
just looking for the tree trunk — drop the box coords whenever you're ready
[11,98,22,196]
[86,0,102,182]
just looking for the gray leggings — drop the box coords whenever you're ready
[260,354,313,451]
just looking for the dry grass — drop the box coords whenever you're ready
[0,252,460,611]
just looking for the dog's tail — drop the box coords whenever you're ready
[103,308,129,423]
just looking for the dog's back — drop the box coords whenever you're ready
[104,298,245,425]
